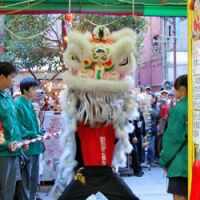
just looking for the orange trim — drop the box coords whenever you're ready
[90,39,113,44]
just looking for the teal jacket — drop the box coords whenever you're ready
[0,90,22,156]
[159,96,188,178]
[15,96,44,155]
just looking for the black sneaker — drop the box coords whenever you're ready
[134,171,144,177]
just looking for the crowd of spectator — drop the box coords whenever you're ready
[128,83,177,177]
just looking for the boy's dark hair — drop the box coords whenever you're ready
[20,77,38,94]
[174,74,187,91]
[0,62,17,77]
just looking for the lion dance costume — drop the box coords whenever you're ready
[49,26,139,200]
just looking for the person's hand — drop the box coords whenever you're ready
[22,144,29,151]
[137,121,142,128]
[22,140,29,151]
[0,134,5,144]
[132,137,138,144]
[7,141,17,152]
[163,167,168,173]
[143,141,148,148]
[44,133,52,140]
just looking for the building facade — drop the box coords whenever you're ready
[136,17,187,92]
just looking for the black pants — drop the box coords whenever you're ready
[131,143,142,173]
[58,166,139,200]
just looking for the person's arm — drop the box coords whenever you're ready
[16,107,38,140]
[159,107,187,168]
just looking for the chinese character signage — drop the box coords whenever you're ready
[192,1,200,144]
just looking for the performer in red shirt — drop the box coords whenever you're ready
[59,121,139,200]
[50,26,140,200]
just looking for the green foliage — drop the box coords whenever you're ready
[0,14,148,76]
[1,15,62,73]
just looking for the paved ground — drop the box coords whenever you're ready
[37,167,172,200]
[124,167,172,200]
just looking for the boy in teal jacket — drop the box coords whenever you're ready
[15,77,44,200]
[0,62,25,200]
[159,74,188,200]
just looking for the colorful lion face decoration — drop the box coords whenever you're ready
[63,26,136,92]
[49,26,138,199]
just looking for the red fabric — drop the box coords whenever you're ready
[160,104,168,120]
[0,10,143,16]
[190,160,200,200]
[77,122,115,166]
[0,122,3,134]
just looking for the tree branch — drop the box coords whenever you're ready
[28,68,39,84]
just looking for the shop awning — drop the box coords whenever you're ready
[0,0,186,16]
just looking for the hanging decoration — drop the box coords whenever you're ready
[162,0,165,4]
[2,15,63,40]
[82,16,126,27]
[1,0,45,15]
[132,0,135,15]
[62,0,75,50]
[0,0,36,9]
[65,13,75,23]
[118,0,186,6]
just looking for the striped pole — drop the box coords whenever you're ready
[11,132,61,152]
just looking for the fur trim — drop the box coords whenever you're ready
[48,115,77,199]
[112,122,133,169]
[63,71,134,94]
[60,90,77,117]
[111,37,137,74]
[111,28,136,46]
[63,31,91,70]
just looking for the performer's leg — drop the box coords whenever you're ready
[101,172,140,200]
[58,180,95,200]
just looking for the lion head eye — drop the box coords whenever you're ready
[71,54,81,63]
[119,58,128,66]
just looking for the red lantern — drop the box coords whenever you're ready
[162,0,165,4]
[65,14,75,23]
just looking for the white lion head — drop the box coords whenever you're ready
[63,26,137,94]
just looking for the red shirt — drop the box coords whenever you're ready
[0,122,3,135]
[77,122,115,166]
[161,104,169,120]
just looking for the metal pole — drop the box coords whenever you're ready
[162,17,167,81]
[173,17,177,81]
